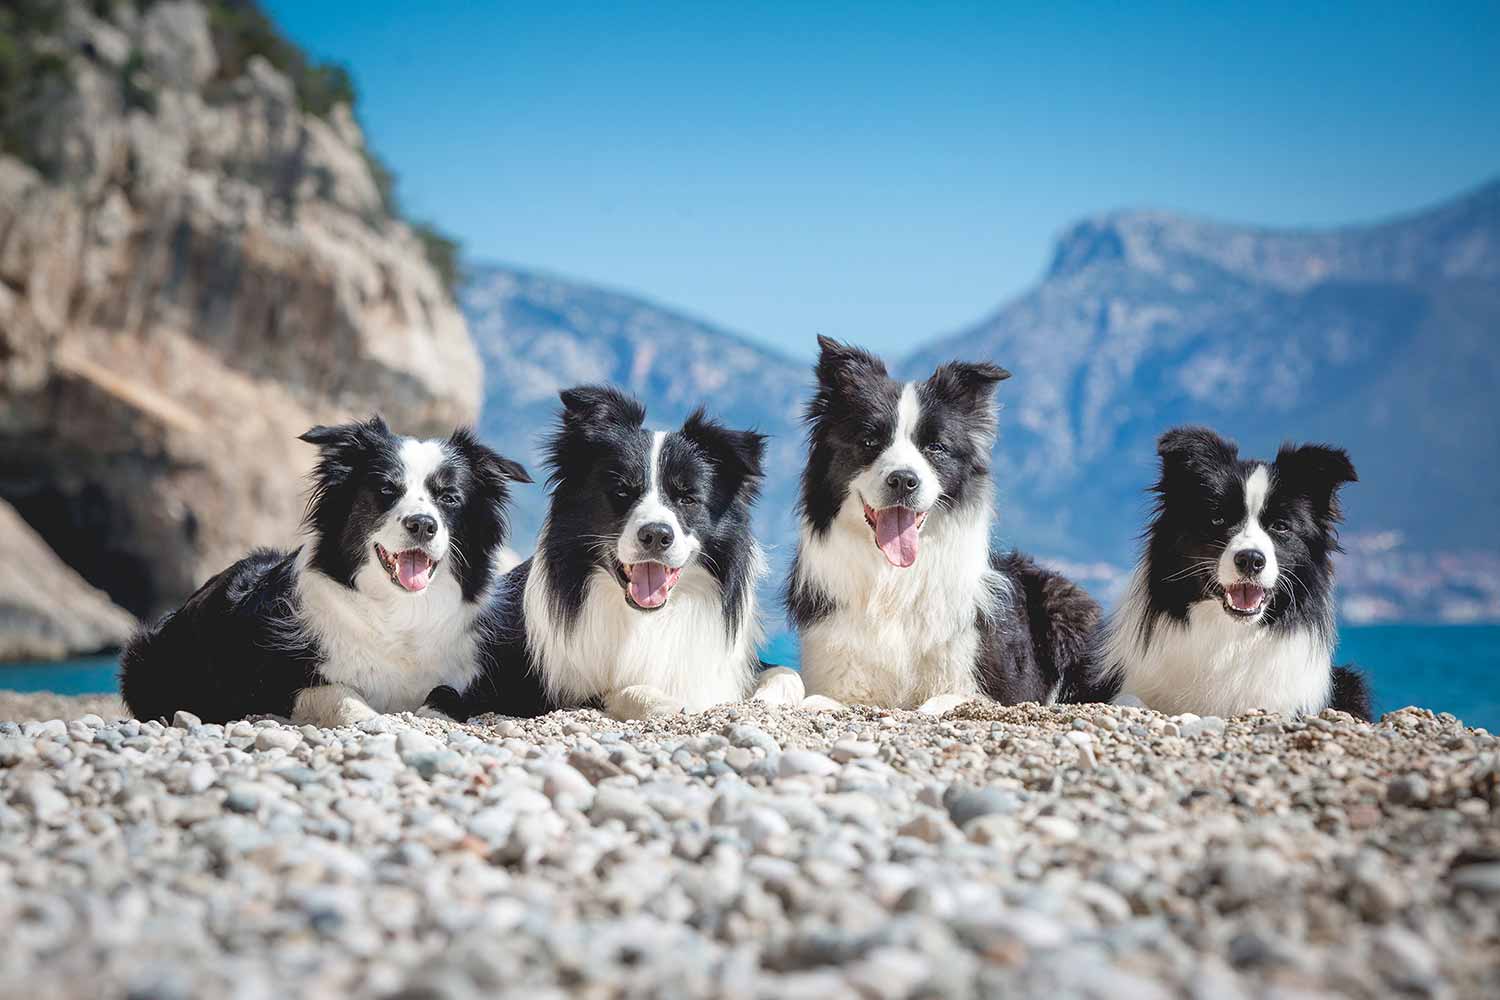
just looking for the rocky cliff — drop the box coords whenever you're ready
[0,0,480,625]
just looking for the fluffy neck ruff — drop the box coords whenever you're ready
[793,485,1007,707]
[1098,564,1335,718]
[523,521,764,711]
[287,547,492,713]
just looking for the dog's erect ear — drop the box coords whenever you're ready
[299,415,390,450]
[557,385,647,437]
[928,360,1011,410]
[681,408,767,481]
[1275,442,1357,522]
[1156,426,1238,483]
[447,427,533,485]
[814,335,888,393]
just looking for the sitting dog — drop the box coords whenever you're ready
[1064,426,1371,720]
[121,417,530,726]
[779,337,1100,713]
[426,386,776,721]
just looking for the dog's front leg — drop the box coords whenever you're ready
[604,685,687,721]
[750,666,805,705]
[293,684,380,728]
[916,693,974,716]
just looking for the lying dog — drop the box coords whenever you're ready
[1065,426,1371,719]
[427,386,779,720]
[777,337,1100,713]
[121,417,530,726]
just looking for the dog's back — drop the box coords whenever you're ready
[980,552,1101,704]
[120,548,318,723]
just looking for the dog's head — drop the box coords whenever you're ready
[544,386,765,612]
[300,417,531,602]
[1149,426,1356,623]
[801,335,1009,567]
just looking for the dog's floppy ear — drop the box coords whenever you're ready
[557,385,646,437]
[928,360,1011,410]
[1275,442,1357,523]
[1156,426,1238,483]
[447,427,532,485]
[814,335,888,393]
[681,408,767,481]
[299,415,390,451]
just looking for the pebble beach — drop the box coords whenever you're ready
[1,692,1498,999]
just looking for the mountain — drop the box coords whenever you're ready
[461,264,811,562]
[0,0,477,628]
[467,179,1500,625]
[904,178,1500,621]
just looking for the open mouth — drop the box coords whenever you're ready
[1222,582,1268,618]
[616,560,683,610]
[374,543,439,593]
[862,500,928,568]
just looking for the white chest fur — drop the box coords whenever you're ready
[293,554,486,713]
[524,534,763,712]
[795,498,1003,708]
[1102,571,1332,717]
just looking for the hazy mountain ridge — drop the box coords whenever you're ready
[462,265,811,558]
[904,177,1499,621]
[466,179,1500,624]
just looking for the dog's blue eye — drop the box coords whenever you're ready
[925,442,947,455]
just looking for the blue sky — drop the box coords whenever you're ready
[264,0,1499,357]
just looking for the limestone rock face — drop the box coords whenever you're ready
[0,500,136,661]
[0,2,481,620]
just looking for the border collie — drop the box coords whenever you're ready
[121,417,530,726]
[1066,426,1371,720]
[426,386,774,721]
[779,337,1100,713]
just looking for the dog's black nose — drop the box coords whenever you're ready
[886,469,921,494]
[403,513,439,542]
[637,522,675,553]
[1234,549,1267,575]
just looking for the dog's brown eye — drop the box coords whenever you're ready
[860,436,880,450]
[439,491,461,507]
[1210,515,1226,527]
[1271,519,1291,533]
[380,482,401,498]
[677,493,697,507]
[925,441,948,455]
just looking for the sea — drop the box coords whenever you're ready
[4,625,1498,733]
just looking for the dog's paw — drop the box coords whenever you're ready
[1113,693,1147,709]
[916,693,972,716]
[800,694,846,712]
[605,685,687,721]
[414,705,457,723]
[751,667,806,705]
[292,685,380,728]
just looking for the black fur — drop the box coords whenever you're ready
[121,417,528,724]
[429,386,768,719]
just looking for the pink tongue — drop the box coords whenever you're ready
[1229,583,1263,611]
[397,551,433,592]
[874,507,920,567]
[628,562,671,608]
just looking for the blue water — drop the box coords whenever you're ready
[5,627,1498,731]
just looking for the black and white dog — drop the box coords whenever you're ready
[777,337,1100,713]
[121,417,530,726]
[1067,426,1371,720]
[427,386,774,720]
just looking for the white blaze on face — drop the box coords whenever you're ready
[369,438,450,594]
[1217,463,1279,613]
[850,383,942,568]
[616,431,699,608]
